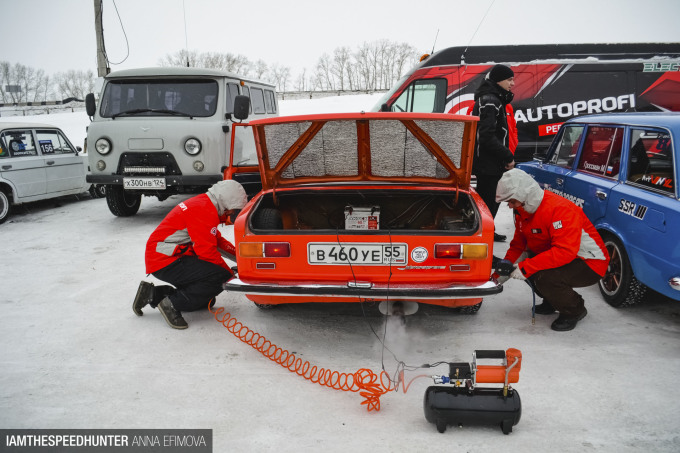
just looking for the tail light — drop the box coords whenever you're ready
[239,242,291,258]
[435,244,488,259]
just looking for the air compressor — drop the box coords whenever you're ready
[424,348,522,434]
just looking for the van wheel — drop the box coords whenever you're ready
[89,184,106,198]
[0,188,12,224]
[598,235,647,307]
[106,185,141,217]
[252,207,282,230]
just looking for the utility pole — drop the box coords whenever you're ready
[94,0,109,77]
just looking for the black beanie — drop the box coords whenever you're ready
[488,64,514,83]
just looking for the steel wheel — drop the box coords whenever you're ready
[598,235,646,307]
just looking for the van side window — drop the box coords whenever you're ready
[36,130,74,155]
[242,86,252,114]
[392,79,447,113]
[225,83,240,114]
[1,130,38,157]
[549,125,583,168]
[627,128,674,195]
[576,126,624,178]
[251,88,266,114]
[265,89,277,113]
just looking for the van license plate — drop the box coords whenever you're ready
[123,177,166,190]
[308,243,407,265]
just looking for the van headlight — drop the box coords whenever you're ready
[184,138,201,155]
[95,138,112,155]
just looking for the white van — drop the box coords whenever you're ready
[85,67,278,216]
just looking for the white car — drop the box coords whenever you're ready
[0,122,89,223]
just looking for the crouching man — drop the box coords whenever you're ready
[496,169,610,331]
[132,180,248,329]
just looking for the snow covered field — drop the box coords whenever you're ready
[1,95,680,452]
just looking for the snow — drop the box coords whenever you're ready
[2,94,680,452]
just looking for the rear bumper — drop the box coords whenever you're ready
[224,278,502,299]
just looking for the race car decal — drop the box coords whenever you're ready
[618,199,648,220]
[542,186,585,208]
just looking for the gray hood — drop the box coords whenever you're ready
[206,180,248,216]
[495,169,544,214]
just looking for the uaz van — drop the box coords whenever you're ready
[374,43,680,162]
[85,67,278,216]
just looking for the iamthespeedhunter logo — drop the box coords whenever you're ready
[0,429,212,452]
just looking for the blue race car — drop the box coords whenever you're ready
[518,113,680,306]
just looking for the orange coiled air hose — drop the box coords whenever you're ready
[210,305,426,411]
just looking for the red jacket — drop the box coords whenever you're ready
[145,193,235,274]
[504,191,609,278]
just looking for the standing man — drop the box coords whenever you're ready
[132,180,248,329]
[496,169,610,331]
[472,64,516,242]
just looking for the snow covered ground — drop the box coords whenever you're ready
[1,95,680,452]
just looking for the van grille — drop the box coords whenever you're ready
[123,166,166,174]
[118,152,181,176]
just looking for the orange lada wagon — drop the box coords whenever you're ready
[225,112,502,312]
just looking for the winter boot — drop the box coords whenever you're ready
[551,308,588,332]
[157,297,188,330]
[132,281,155,316]
[534,300,557,315]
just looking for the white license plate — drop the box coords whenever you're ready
[308,243,407,265]
[123,177,166,190]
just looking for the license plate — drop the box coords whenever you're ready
[308,243,407,265]
[123,177,166,190]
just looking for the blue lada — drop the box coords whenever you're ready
[518,113,680,306]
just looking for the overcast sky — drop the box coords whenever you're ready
[2,0,680,78]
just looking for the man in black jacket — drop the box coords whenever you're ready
[472,64,516,242]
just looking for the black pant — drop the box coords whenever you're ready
[475,173,503,219]
[530,259,601,318]
[152,256,231,312]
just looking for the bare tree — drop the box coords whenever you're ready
[270,64,291,92]
[253,60,269,79]
[314,53,334,91]
[331,47,352,91]
[53,70,95,100]
[158,50,252,75]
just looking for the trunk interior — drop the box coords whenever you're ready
[249,189,479,234]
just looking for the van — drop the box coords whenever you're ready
[85,67,278,216]
[373,43,680,162]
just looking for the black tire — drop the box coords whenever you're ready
[0,188,12,224]
[457,301,482,314]
[106,185,141,217]
[88,184,106,198]
[252,207,282,230]
[598,234,647,307]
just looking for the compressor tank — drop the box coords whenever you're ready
[423,386,521,434]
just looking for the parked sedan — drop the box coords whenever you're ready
[224,112,501,313]
[0,122,89,223]
[518,113,680,305]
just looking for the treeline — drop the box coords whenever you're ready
[0,62,95,104]
[160,39,420,92]
[1,39,419,103]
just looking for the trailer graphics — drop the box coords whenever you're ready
[373,43,680,162]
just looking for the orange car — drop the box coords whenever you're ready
[225,112,501,312]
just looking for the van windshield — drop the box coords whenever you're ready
[100,79,219,118]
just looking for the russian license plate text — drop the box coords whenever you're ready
[308,243,407,265]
